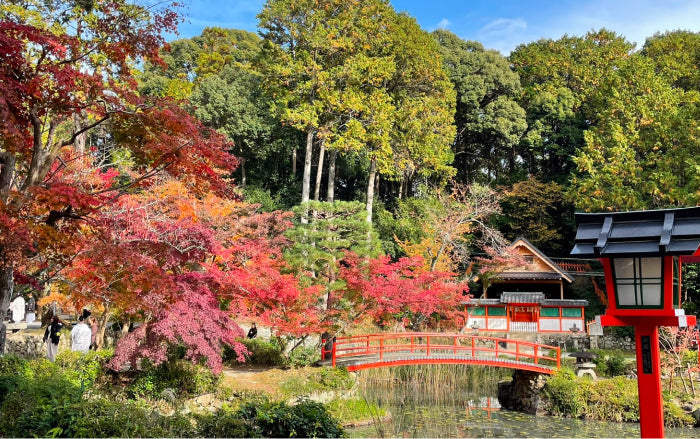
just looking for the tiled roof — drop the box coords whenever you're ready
[572,206,700,257]
[501,292,544,303]
[462,298,588,307]
[496,272,566,281]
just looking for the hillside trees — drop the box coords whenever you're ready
[257,1,455,221]
[497,177,574,256]
[510,29,634,184]
[433,30,526,184]
[570,53,700,211]
[139,28,285,192]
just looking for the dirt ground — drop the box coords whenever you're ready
[221,365,293,398]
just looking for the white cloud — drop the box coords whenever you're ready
[436,18,451,29]
[475,18,528,54]
[480,18,527,36]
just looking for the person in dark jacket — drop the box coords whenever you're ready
[247,323,257,339]
[25,292,36,323]
[43,315,64,361]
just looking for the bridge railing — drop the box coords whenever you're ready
[322,332,561,370]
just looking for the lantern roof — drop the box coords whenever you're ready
[571,206,700,258]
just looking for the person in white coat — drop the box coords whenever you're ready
[71,316,92,353]
[9,295,25,323]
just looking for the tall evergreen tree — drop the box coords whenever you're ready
[433,30,526,184]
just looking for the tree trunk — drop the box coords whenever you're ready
[73,112,87,155]
[314,139,325,201]
[366,158,377,223]
[0,152,15,354]
[97,310,112,349]
[301,126,314,223]
[301,126,314,204]
[0,266,13,355]
[292,148,297,176]
[239,157,247,188]
[326,150,337,203]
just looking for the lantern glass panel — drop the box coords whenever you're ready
[612,257,664,308]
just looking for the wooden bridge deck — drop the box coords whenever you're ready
[322,332,561,374]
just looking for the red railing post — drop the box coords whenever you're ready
[495,338,499,359]
[366,336,370,355]
[380,338,384,360]
[426,335,431,356]
[516,341,520,362]
[454,336,458,355]
[556,346,561,369]
[534,345,538,365]
[471,336,475,357]
[411,336,415,353]
[332,341,337,367]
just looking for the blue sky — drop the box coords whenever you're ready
[174,0,700,55]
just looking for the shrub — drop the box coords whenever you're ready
[54,349,113,388]
[542,369,588,418]
[195,406,258,438]
[281,367,355,396]
[127,359,220,399]
[69,398,195,438]
[287,345,321,368]
[0,355,30,403]
[585,377,638,422]
[0,362,83,438]
[664,398,697,428]
[238,399,345,438]
[604,352,631,377]
[229,338,285,367]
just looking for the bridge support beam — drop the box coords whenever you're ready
[498,369,548,415]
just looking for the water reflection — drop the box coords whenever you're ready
[349,365,697,438]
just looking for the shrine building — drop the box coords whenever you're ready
[464,237,588,333]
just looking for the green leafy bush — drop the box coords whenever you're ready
[281,367,355,396]
[238,399,345,438]
[542,369,588,418]
[54,349,113,387]
[0,355,31,403]
[664,398,697,428]
[127,359,220,399]
[288,345,321,368]
[604,352,631,377]
[0,362,84,438]
[586,377,638,422]
[229,338,285,367]
[589,349,633,377]
[195,406,258,438]
[69,398,195,438]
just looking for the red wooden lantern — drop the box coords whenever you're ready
[572,206,700,438]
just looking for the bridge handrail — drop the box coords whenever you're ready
[322,332,561,370]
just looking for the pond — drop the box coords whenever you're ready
[347,365,698,438]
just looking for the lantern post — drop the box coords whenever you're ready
[571,207,700,438]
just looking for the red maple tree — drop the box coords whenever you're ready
[338,253,469,331]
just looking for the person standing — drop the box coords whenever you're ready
[89,316,99,350]
[9,295,25,323]
[71,316,92,353]
[25,293,36,324]
[247,323,257,339]
[43,315,64,361]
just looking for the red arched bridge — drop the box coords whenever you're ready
[321,333,561,374]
